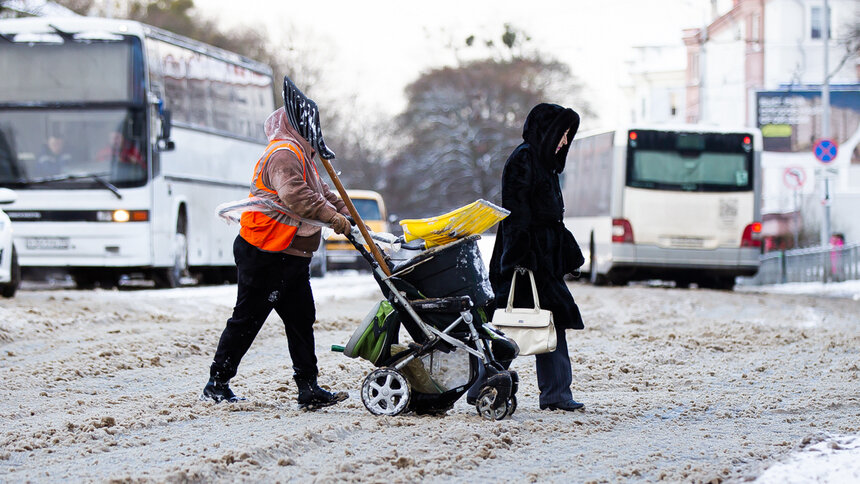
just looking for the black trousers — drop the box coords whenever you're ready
[210,235,318,382]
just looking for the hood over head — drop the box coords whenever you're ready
[282,76,335,160]
[263,107,315,159]
[521,103,580,173]
[264,107,300,142]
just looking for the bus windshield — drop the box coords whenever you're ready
[0,109,147,188]
[627,130,753,192]
[0,35,143,104]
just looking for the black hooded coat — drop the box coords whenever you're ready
[488,103,585,330]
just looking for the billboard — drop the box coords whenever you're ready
[756,89,860,163]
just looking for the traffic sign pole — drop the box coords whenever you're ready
[822,0,831,263]
[813,138,838,256]
[820,3,833,282]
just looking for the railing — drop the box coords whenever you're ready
[748,243,860,285]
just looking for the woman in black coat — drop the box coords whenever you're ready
[489,102,586,411]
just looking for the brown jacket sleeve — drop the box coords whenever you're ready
[264,150,339,224]
[321,179,349,216]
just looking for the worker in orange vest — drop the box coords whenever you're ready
[203,77,352,410]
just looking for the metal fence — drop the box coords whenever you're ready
[747,243,860,285]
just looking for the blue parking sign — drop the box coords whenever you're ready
[813,139,838,164]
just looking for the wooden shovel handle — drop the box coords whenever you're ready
[319,157,392,276]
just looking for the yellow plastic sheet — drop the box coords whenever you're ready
[399,199,510,247]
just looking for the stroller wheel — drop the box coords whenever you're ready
[361,368,411,416]
[506,395,517,418]
[475,387,508,421]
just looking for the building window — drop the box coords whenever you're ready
[810,6,831,39]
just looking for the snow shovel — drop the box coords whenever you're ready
[399,199,510,248]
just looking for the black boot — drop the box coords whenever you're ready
[294,376,348,410]
[202,378,245,403]
[540,399,585,412]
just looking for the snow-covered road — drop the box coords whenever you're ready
[1,273,858,482]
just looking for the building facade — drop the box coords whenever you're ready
[620,44,688,125]
[683,0,860,247]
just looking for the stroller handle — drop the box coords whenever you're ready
[346,232,388,271]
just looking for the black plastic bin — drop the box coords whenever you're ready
[392,235,494,307]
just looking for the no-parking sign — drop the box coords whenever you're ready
[813,138,838,164]
[783,166,806,190]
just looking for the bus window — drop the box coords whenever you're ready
[629,151,749,190]
[0,36,143,104]
[627,131,753,192]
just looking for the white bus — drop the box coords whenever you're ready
[0,16,274,287]
[563,125,763,289]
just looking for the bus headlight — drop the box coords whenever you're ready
[113,210,131,222]
[96,210,149,222]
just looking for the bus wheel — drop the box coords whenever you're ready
[154,232,188,288]
[154,213,189,289]
[0,246,20,298]
[588,234,607,286]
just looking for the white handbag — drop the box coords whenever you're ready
[491,269,557,356]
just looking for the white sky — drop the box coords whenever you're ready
[192,0,715,127]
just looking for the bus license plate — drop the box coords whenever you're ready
[26,237,70,250]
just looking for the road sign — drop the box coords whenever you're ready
[813,138,838,163]
[783,166,806,190]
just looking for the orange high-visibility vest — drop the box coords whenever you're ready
[239,140,318,252]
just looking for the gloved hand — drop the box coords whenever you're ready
[329,213,351,235]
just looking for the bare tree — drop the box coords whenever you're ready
[830,12,860,78]
[45,0,96,15]
[386,28,589,218]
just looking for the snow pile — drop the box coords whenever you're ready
[754,434,860,484]
[739,280,860,301]
[0,300,42,343]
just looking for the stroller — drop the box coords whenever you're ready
[337,232,520,420]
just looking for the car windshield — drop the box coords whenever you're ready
[0,109,147,188]
[352,199,382,220]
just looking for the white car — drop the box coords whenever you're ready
[0,188,20,297]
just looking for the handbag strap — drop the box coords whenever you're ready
[506,268,542,313]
